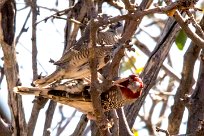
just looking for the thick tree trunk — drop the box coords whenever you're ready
[168,44,200,134]
[125,17,180,128]
[168,15,204,134]
[186,49,204,135]
[0,0,27,135]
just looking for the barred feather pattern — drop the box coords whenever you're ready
[34,22,122,87]
[43,85,135,113]
[34,45,113,87]
[15,75,143,115]
[27,75,143,114]
[97,30,120,45]
[14,85,126,113]
[97,22,122,45]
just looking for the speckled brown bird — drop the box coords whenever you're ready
[34,22,122,87]
[14,75,143,117]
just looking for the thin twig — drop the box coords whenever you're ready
[117,108,133,136]
[65,0,87,51]
[52,105,65,131]
[27,1,48,135]
[35,7,74,25]
[56,110,77,136]
[71,114,89,136]
[105,0,124,10]
[38,5,59,12]
[43,100,57,136]
[186,10,204,38]
[15,9,31,45]
[0,66,4,86]
[111,110,119,136]
[173,11,204,47]
[122,0,136,11]
[156,127,170,136]
[133,39,181,82]
[18,42,48,75]
[31,0,38,80]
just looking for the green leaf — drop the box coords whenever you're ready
[175,29,187,50]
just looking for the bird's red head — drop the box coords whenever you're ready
[119,75,143,99]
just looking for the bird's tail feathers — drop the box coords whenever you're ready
[13,85,91,102]
[34,70,64,87]
[13,86,49,96]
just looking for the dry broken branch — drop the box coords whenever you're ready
[27,1,48,135]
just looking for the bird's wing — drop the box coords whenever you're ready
[55,45,112,67]
[14,86,94,113]
[54,42,88,66]
[14,84,91,101]
[55,21,121,66]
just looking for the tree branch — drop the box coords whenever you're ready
[156,127,170,136]
[173,11,204,48]
[35,6,73,25]
[56,109,77,136]
[186,50,204,134]
[0,0,7,9]
[43,100,57,136]
[65,0,87,52]
[31,0,38,80]
[71,114,88,136]
[27,1,48,135]
[134,39,181,82]
[15,9,31,45]
[87,8,110,136]
[126,17,180,128]
[0,116,12,136]
[110,110,119,136]
[0,0,27,135]
[0,66,5,86]
[117,108,133,136]
[168,14,204,135]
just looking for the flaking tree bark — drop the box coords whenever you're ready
[186,49,204,135]
[186,15,204,134]
[0,0,27,135]
[125,16,180,128]
[168,14,204,135]
[27,1,49,136]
